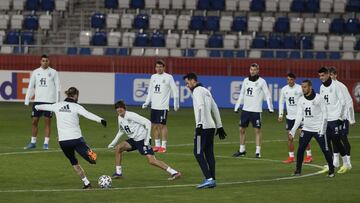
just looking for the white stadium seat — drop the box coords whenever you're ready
[0,30,5,45]
[0,0,11,10]
[177,15,191,30]
[122,32,135,47]
[149,14,163,29]
[249,50,261,58]
[106,14,120,29]
[55,0,67,11]
[170,49,182,57]
[238,0,251,11]
[163,14,177,30]
[226,0,238,11]
[328,35,342,50]
[166,33,179,48]
[194,34,208,48]
[290,17,304,33]
[0,15,9,29]
[172,0,184,9]
[0,46,13,54]
[79,31,92,46]
[320,0,333,13]
[108,31,121,46]
[279,0,291,12]
[159,0,170,9]
[11,15,24,30]
[342,52,354,60]
[144,48,156,56]
[39,14,52,30]
[92,48,104,55]
[313,35,328,50]
[13,0,25,11]
[238,35,253,50]
[185,0,197,9]
[195,49,209,58]
[119,0,130,8]
[224,34,237,49]
[262,17,275,32]
[121,14,134,29]
[145,0,157,9]
[266,0,278,12]
[317,18,330,33]
[304,18,317,33]
[248,16,261,32]
[342,36,356,51]
[180,33,194,48]
[220,16,233,31]
[333,0,346,13]
[131,48,144,56]
[157,48,169,57]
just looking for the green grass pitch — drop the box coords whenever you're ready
[0,102,359,203]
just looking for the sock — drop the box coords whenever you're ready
[31,136,37,144]
[116,166,122,174]
[166,167,178,175]
[239,145,245,153]
[342,156,349,167]
[161,141,167,149]
[333,153,340,160]
[44,137,50,144]
[289,152,295,158]
[82,177,90,185]
[155,139,161,147]
[207,178,214,181]
[256,146,261,154]
[347,155,352,166]
[306,150,312,156]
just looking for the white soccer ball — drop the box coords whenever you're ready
[98,175,112,188]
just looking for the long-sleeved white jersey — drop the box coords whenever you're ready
[144,73,179,110]
[279,84,303,120]
[35,101,103,141]
[191,85,223,129]
[290,93,328,137]
[25,67,60,105]
[334,80,356,124]
[108,111,152,148]
[320,80,346,122]
[234,77,274,113]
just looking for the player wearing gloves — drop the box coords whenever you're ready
[233,63,273,158]
[34,87,106,189]
[142,59,179,153]
[109,100,181,181]
[289,80,334,177]
[183,73,227,189]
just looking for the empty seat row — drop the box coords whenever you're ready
[0,0,57,11]
[2,31,35,44]
[0,14,52,30]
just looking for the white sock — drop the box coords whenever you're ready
[306,150,312,156]
[256,146,261,154]
[161,141,167,149]
[207,178,214,181]
[239,145,246,152]
[333,153,340,160]
[289,152,294,158]
[116,166,122,174]
[342,156,349,167]
[347,155,352,167]
[82,177,90,185]
[166,167,178,175]
[31,136,37,144]
[44,137,50,144]
[155,139,161,147]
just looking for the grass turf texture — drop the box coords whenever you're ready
[0,102,359,203]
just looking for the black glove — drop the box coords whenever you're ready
[101,119,107,127]
[195,124,203,136]
[216,127,227,140]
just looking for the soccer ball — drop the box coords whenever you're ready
[98,175,112,188]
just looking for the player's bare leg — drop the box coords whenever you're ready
[113,142,132,178]
[159,124,168,152]
[73,164,91,189]
[152,124,161,151]
[233,127,247,157]
[146,155,181,180]
[255,128,262,158]
[43,117,51,149]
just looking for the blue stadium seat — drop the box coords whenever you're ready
[92,32,107,46]
[262,51,274,58]
[134,33,149,46]
[303,51,314,59]
[209,50,221,57]
[130,0,145,9]
[268,36,283,49]
[236,50,245,58]
[206,16,220,31]
[197,0,211,10]
[346,18,359,34]
[21,32,34,44]
[208,34,223,48]
[346,0,360,12]
[299,36,312,49]
[26,0,39,11]
[306,0,319,12]
[190,16,205,31]
[329,52,341,59]
[105,0,118,9]
[290,51,301,59]
[316,51,327,59]
[291,0,305,12]
[211,0,225,10]
[184,49,195,57]
[151,32,165,47]
[24,15,39,30]
[67,47,78,55]
[118,48,128,56]
[330,18,345,34]
[91,13,106,29]
[13,46,25,54]
[41,0,55,11]
[250,0,265,12]
[105,48,117,55]
[6,32,20,44]
[134,14,149,29]
[79,48,91,55]
[232,16,247,32]
[223,50,234,58]
[356,39,360,50]
[283,36,298,49]
[251,36,266,48]
[274,17,289,33]
[276,51,288,58]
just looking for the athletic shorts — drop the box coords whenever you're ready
[126,138,154,155]
[150,109,168,125]
[286,119,303,130]
[326,120,342,137]
[59,137,96,165]
[32,102,53,118]
[340,120,349,136]
[240,110,261,128]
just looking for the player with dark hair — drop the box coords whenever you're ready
[34,87,107,189]
[183,73,227,189]
[24,54,61,150]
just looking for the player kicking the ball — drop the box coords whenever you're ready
[108,100,181,180]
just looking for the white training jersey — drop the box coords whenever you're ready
[108,111,151,147]
[145,73,179,110]
[234,77,274,113]
[25,67,60,105]
[279,84,303,120]
[320,80,345,122]
[192,86,223,129]
[334,80,356,124]
[290,93,327,136]
[35,101,103,141]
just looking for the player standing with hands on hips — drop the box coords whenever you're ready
[142,59,179,153]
